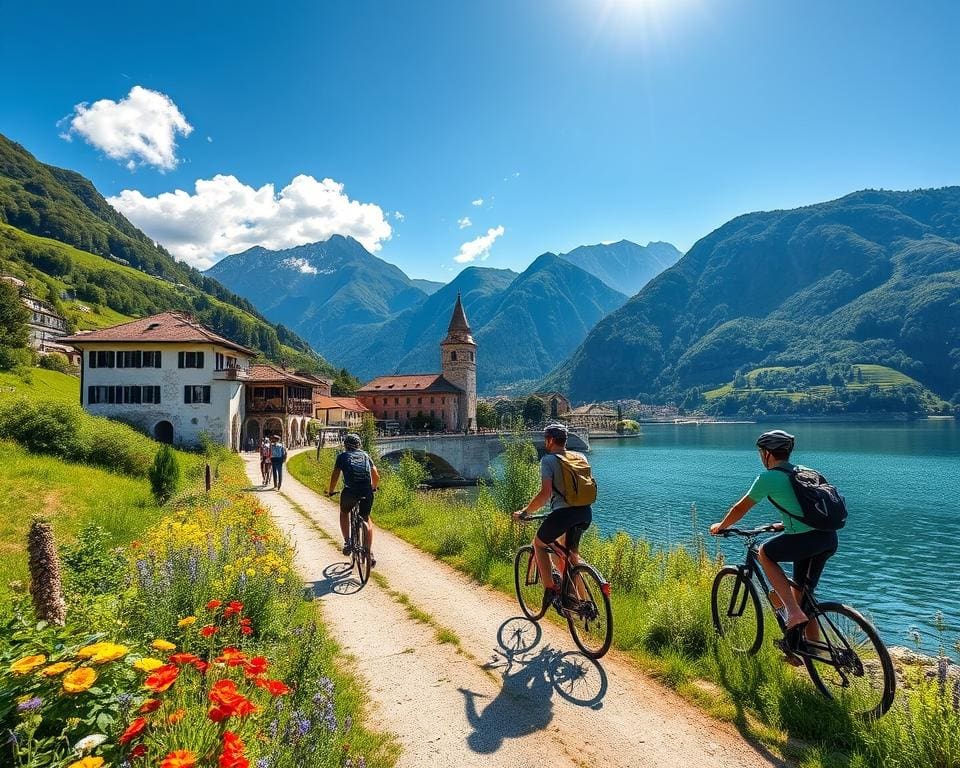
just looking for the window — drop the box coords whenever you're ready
[441,397,446,404]
[143,386,161,404]
[88,386,111,404]
[430,397,435,404]
[469,351,474,362]
[417,397,422,405]
[394,410,399,419]
[451,351,457,361]
[215,352,224,370]
[89,350,115,368]
[406,397,411,405]
[184,385,211,404]
[394,397,399,405]
[142,351,162,368]
[116,350,143,368]
[383,398,388,405]
[178,351,205,369]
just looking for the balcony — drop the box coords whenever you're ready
[214,366,249,381]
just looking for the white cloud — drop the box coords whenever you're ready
[457,216,472,229]
[393,210,405,222]
[61,86,193,170]
[471,198,484,207]
[109,173,392,270]
[454,225,504,264]
[281,257,318,275]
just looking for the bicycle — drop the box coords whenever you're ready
[328,491,372,588]
[712,523,896,719]
[514,514,613,659]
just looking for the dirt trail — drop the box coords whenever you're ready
[244,452,785,768]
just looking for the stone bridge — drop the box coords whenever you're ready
[376,430,590,482]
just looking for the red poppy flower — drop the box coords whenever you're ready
[215,647,247,667]
[254,678,291,697]
[193,659,210,674]
[119,716,148,744]
[143,664,179,693]
[200,625,219,638]
[160,750,196,768]
[223,601,244,618]
[219,730,248,768]
[238,617,253,635]
[168,653,201,666]
[243,656,268,677]
[208,679,257,721]
[206,600,222,611]
[131,743,147,759]
[138,698,161,714]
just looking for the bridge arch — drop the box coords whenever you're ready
[380,450,461,481]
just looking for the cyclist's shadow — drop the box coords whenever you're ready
[457,617,607,754]
[304,562,363,598]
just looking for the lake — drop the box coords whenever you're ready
[586,420,960,652]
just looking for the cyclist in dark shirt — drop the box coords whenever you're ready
[327,433,380,566]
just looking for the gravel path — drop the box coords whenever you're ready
[243,452,786,768]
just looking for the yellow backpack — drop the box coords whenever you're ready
[554,451,598,506]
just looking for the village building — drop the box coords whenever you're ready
[62,312,254,449]
[243,364,331,448]
[2,274,74,361]
[313,395,370,429]
[564,403,619,432]
[356,294,478,432]
[532,391,572,420]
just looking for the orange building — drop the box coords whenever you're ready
[356,295,478,432]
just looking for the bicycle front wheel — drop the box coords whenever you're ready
[566,564,613,659]
[514,546,547,621]
[353,518,371,587]
[803,602,895,720]
[711,566,763,655]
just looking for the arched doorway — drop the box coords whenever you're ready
[263,418,283,441]
[290,419,300,446]
[154,420,174,444]
[245,419,261,447]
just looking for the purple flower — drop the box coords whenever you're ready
[16,697,42,713]
[256,759,272,768]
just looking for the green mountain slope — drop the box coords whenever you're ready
[548,188,960,409]
[0,134,327,371]
[559,240,682,296]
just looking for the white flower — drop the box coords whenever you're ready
[74,734,108,754]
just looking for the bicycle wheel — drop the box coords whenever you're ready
[803,602,895,720]
[566,563,613,659]
[352,516,371,587]
[514,546,547,621]
[711,566,763,655]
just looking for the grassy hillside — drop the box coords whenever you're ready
[0,224,333,373]
[0,367,80,404]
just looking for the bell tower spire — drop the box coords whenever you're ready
[440,292,477,431]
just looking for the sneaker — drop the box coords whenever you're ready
[369,554,377,568]
[541,587,561,613]
[342,541,353,556]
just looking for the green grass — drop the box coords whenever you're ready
[0,368,80,405]
[705,364,925,401]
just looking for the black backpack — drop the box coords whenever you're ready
[769,465,847,531]
[341,450,373,489]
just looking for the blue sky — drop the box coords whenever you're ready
[3,0,960,281]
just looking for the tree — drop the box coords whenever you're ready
[148,445,180,504]
[521,395,546,426]
[0,279,30,368]
[476,400,497,430]
[332,368,362,396]
[359,412,379,458]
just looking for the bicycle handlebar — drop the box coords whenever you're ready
[716,523,782,538]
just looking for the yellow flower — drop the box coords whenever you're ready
[177,616,197,628]
[67,757,105,768]
[62,667,97,694]
[76,642,112,659]
[133,657,164,673]
[88,643,129,664]
[276,578,285,585]
[9,654,46,675]
[40,661,74,677]
[151,639,176,652]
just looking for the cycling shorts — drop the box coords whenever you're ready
[536,505,592,551]
[761,529,838,595]
[340,488,374,520]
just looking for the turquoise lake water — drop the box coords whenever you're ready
[585,420,960,652]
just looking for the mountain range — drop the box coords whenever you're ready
[0,134,326,370]
[206,238,673,391]
[559,240,681,295]
[544,188,960,407]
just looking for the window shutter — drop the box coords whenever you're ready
[184,385,191,404]
[155,352,162,368]
[89,351,96,368]
[197,352,204,369]
[203,386,211,404]
[178,351,185,368]
[87,386,94,404]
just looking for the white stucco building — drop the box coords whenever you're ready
[62,312,254,449]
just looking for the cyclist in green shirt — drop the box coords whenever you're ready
[711,430,839,638]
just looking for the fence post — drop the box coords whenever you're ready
[205,463,212,493]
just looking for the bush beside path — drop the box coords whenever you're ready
[249,450,783,768]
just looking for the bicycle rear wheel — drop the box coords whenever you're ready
[566,563,613,659]
[514,546,547,621]
[710,566,763,655]
[352,515,371,587]
[803,602,895,720]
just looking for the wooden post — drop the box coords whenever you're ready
[205,463,212,493]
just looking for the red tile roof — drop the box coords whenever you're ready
[357,373,463,394]
[247,364,320,387]
[61,312,255,355]
[314,396,370,412]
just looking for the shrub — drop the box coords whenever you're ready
[62,524,128,596]
[37,353,72,374]
[148,445,180,503]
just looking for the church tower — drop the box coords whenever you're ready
[440,292,477,431]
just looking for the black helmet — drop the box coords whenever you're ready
[756,430,795,453]
[544,423,568,441]
[344,433,362,449]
